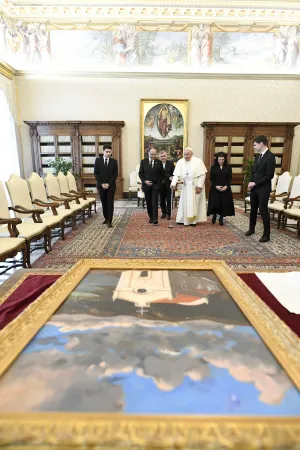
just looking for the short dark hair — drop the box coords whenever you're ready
[253,135,268,146]
[103,144,112,151]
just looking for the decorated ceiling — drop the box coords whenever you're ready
[0,0,300,74]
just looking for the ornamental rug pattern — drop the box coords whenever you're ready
[33,208,300,270]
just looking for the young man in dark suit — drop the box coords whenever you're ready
[159,150,175,219]
[245,135,276,242]
[139,147,164,225]
[94,144,118,228]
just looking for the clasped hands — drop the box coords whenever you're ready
[171,184,202,195]
[216,185,228,192]
[101,183,109,189]
[248,182,256,190]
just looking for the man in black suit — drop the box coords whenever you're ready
[94,144,118,228]
[159,150,175,220]
[245,135,276,242]
[139,147,164,225]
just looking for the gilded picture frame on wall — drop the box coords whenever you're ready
[0,258,299,449]
[140,99,188,160]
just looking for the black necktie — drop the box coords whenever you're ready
[105,159,108,167]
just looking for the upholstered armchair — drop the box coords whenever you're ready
[0,236,27,275]
[57,171,91,219]
[44,172,86,225]
[268,172,293,228]
[27,172,76,236]
[128,170,138,201]
[0,180,49,267]
[66,171,97,214]
[6,174,68,251]
[282,174,300,237]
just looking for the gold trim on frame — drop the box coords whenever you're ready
[0,259,299,449]
[140,99,189,159]
[0,60,15,80]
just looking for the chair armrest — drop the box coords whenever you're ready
[284,195,300,208]
[32,199,59,216]
[70,189,87,200]
[9,205,44,223]
[48,195,71,209]
[61,192,80,204]
[0,217,21,237]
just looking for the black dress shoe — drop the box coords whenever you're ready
[212,214,217,224]
[107,223,113,228]
[245,230,255,236]
[259,235,270,243]
[167,215,171,220]
[149,218,153,223]
[103,219,108,224]
[161,214,166,219]
[153,221,159,225]
[219,217,224,226]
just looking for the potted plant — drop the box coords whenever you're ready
[47,157,73,176]
[243,158,254,193]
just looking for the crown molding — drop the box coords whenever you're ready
[14,70,300,80]
[2,1,300,22]
[0,60,16,80]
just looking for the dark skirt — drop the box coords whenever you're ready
[207,187,235,217]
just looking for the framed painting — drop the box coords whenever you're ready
[140,99,188,160]
[0,259,299,449]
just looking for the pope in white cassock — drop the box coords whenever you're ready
[171,148,207,226]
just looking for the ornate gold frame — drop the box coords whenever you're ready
[0,259,299,449]
[140,99,188,159]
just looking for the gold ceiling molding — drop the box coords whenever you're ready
[2,1,300,23]
[0,60,15,80]
[212,22,277,32]
[136,21,190,32]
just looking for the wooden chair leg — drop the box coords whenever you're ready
[26,241,32,268]
[94,201,97,213]
[61,221,65,240]
[22,244,27,268]
[72,213,77,230]
[82,210,86,223]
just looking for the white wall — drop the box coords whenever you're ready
[15,76,300,189]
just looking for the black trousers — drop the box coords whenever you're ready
[160,184,172,215]
[99,184,116,223]
[249,187,271,236]
[143,184,160,221]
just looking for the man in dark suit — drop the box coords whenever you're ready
[94,144,118,228]
[159,150,175,219]
[139,147,164,225]
[245,135,276,242]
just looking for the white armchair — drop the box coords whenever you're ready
[128,170,138,201]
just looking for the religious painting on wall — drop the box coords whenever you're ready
[140,99,188,160]
[0,260,299,448]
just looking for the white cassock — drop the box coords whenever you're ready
[171,156,207,225]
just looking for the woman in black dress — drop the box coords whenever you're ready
[207,152,235,226]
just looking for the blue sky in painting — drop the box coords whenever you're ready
[109,368,300,416]
[20,322,300,416]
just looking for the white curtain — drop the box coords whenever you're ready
[0,89,20,183]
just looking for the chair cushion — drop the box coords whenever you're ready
[137,191,145,198]
[245,197,250,202]
[0,237,25,255]
[0,222,47,239]
[283,208,300,218]
[268,202,285,212]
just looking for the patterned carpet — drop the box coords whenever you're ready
[33,207,300,270]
